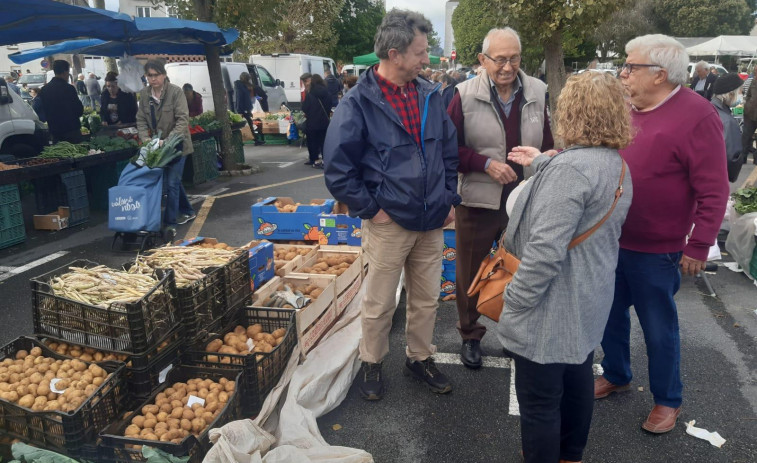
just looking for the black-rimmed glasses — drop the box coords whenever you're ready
[620,63,660,74]
[483,53,521,68]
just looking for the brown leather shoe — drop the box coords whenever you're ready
[594,376,630,399]
[642,405,682,433]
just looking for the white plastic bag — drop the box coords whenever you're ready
[203,420,275,463]
[253,99,263,114]
[118,54,145,94]
[724,212,757,280]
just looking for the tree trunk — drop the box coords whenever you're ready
[205,44,236,170]
[544,29,566,118]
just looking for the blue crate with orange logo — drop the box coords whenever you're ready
[318,202,362,246]
[252,197,335,242]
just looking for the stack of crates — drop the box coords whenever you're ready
[232,129,245,165]
[33,170,90,226]
[201,138,219,181]
[85,159,130,212]
[0,184,25,249]
[184,139,219,186]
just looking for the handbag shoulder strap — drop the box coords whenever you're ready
[568,159,626,250]
[317,96,329,118]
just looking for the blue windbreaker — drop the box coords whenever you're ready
[323,67,461,232]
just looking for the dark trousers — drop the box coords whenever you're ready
[305,129,327,163]
[454,187,512,340]
[600,248,683,408]
[240,112,258,141]
[513,352,595,463]
[742,117,757,160]
[52,129,84,144]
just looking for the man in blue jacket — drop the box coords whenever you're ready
[324,9,461,401]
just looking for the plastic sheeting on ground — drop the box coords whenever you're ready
[204,280,404,463]
[724,212,757,280]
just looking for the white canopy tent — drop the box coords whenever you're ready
[686,35,757,59]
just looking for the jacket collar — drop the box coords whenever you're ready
[357,66,436,104]
[473,69,539,105]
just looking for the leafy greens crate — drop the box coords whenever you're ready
[98,366,243,463]
[31,259,180,354]
[181,306,296,416]
[0,336,127,458]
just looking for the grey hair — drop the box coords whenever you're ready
[625,34,689,86]
[482,27,522,55]
[374,9,432,59]
[695,61,709,71]
[713,88,740,106]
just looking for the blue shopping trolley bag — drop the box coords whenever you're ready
[108,163,164,233]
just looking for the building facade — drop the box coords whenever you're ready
[118,0,177,18]
[0,42,45,75]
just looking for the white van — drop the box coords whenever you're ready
[341,64,368,77]
[249,54,339,108]
[0,79,46,158]
[688,62,728,79]
[165,62,288,114]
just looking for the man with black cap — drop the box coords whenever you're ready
[711,73,745,182]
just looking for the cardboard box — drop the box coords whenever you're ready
[244,240,275,292]
[251,275,338,358]
[33,207,70,230]
[440,268,456,298]
[262,120,280,134]
[318,202,363,246]
[251,197,336,241]
[291,249,363,312]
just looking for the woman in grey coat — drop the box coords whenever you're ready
[500,72,634,463]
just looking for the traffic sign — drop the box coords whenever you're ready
[40,60,48,69]
[451,50,457,60]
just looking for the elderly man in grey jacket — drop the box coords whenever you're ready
[84,72,101,110]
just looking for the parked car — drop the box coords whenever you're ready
[18,73,46,90]
[0,78,47,158]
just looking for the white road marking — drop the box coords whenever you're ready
[509,362,520,416]
[0,251,69,282]
[433,352,511,369]
[261,161,296,168]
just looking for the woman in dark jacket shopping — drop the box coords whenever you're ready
[710,73,745,182]
[301,74,331,167]
[100,72,137,126]
[500,72,634,463]
[29,87,45,122]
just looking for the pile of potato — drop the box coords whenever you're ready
[274,246,313,261]
[122,377,234,442]
[190,241,235,250]
[204,324,286,361]
[273,201,321,213]
[299,254,356,277]
[0,346,111,413]
[43,338,172,367]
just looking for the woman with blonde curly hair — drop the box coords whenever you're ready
[497,71,635,463]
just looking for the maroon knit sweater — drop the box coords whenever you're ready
[619,87,729,261]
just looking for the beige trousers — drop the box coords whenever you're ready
[359,219,443,364]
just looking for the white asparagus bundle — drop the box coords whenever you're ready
[130,246,241,287]
[50,265,161,309]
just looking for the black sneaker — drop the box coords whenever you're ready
[405,357,452,394]
[176,212,197,225]
[358,361,384,401]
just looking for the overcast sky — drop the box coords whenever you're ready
[100,0,449,46]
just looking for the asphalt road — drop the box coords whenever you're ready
[0,143,755,463]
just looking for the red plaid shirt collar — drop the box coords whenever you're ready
[374,65,422,147]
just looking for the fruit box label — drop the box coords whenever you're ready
[252,196,336,241]
[248,241,274,291]
[319,213,362,246]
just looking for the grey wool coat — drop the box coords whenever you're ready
[496,146,633,364]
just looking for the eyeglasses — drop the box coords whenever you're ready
[483,53,521,68]
[620,63,660,74]
[145,73,162,78]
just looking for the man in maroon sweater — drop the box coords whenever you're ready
[446,27,553,369]
[595,35,729,434]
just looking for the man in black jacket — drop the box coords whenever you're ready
[40,60,83,143]
[324,68,341,108]
[690,61,717,100]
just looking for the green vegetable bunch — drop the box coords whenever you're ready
[89,135,138,152]
[39,142,89,159]
[133,132,183,168]
[732,188,757,215]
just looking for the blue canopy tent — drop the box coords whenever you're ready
[8,28,240,63]
[0,0,137,46]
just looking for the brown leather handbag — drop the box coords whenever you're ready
[467,161,626,322]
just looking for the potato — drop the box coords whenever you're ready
[167,418,180,430]
[131,415,146,427]
[206,339,223,353]
[156,411,169,422]
[143,418,157,429]
[142,433,159,441]
[92,377,104,387]
[142,404,159,415]
[180,418,192,431]
[15,350,28,360]
[233,325,246,336]
[139,428,154,437]
[29,347,42,357]
[18,394,34,408]
[159,403,172,414]
[272,328,286,339]
[124,424,141,437]
[218,391,229,403]
[191,417,206,434]
[36,382,50,397]
[247,324,263,337]
[15,385,28,396]
[182,408,195,420]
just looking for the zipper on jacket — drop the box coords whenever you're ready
[418,83,441,229]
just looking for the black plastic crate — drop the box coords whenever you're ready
[37,327,183,400]
[0,337,127,458]
[182,306,296,416]
[98,366,242,463]
[31,260,179,354]
[221,250,252,311]
[175,266,227,341]
[32,170,89,226]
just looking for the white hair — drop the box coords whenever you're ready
[625,34,689,87]
[713,88,740,107]
[695,61,708,71]
[482,27,521,55]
